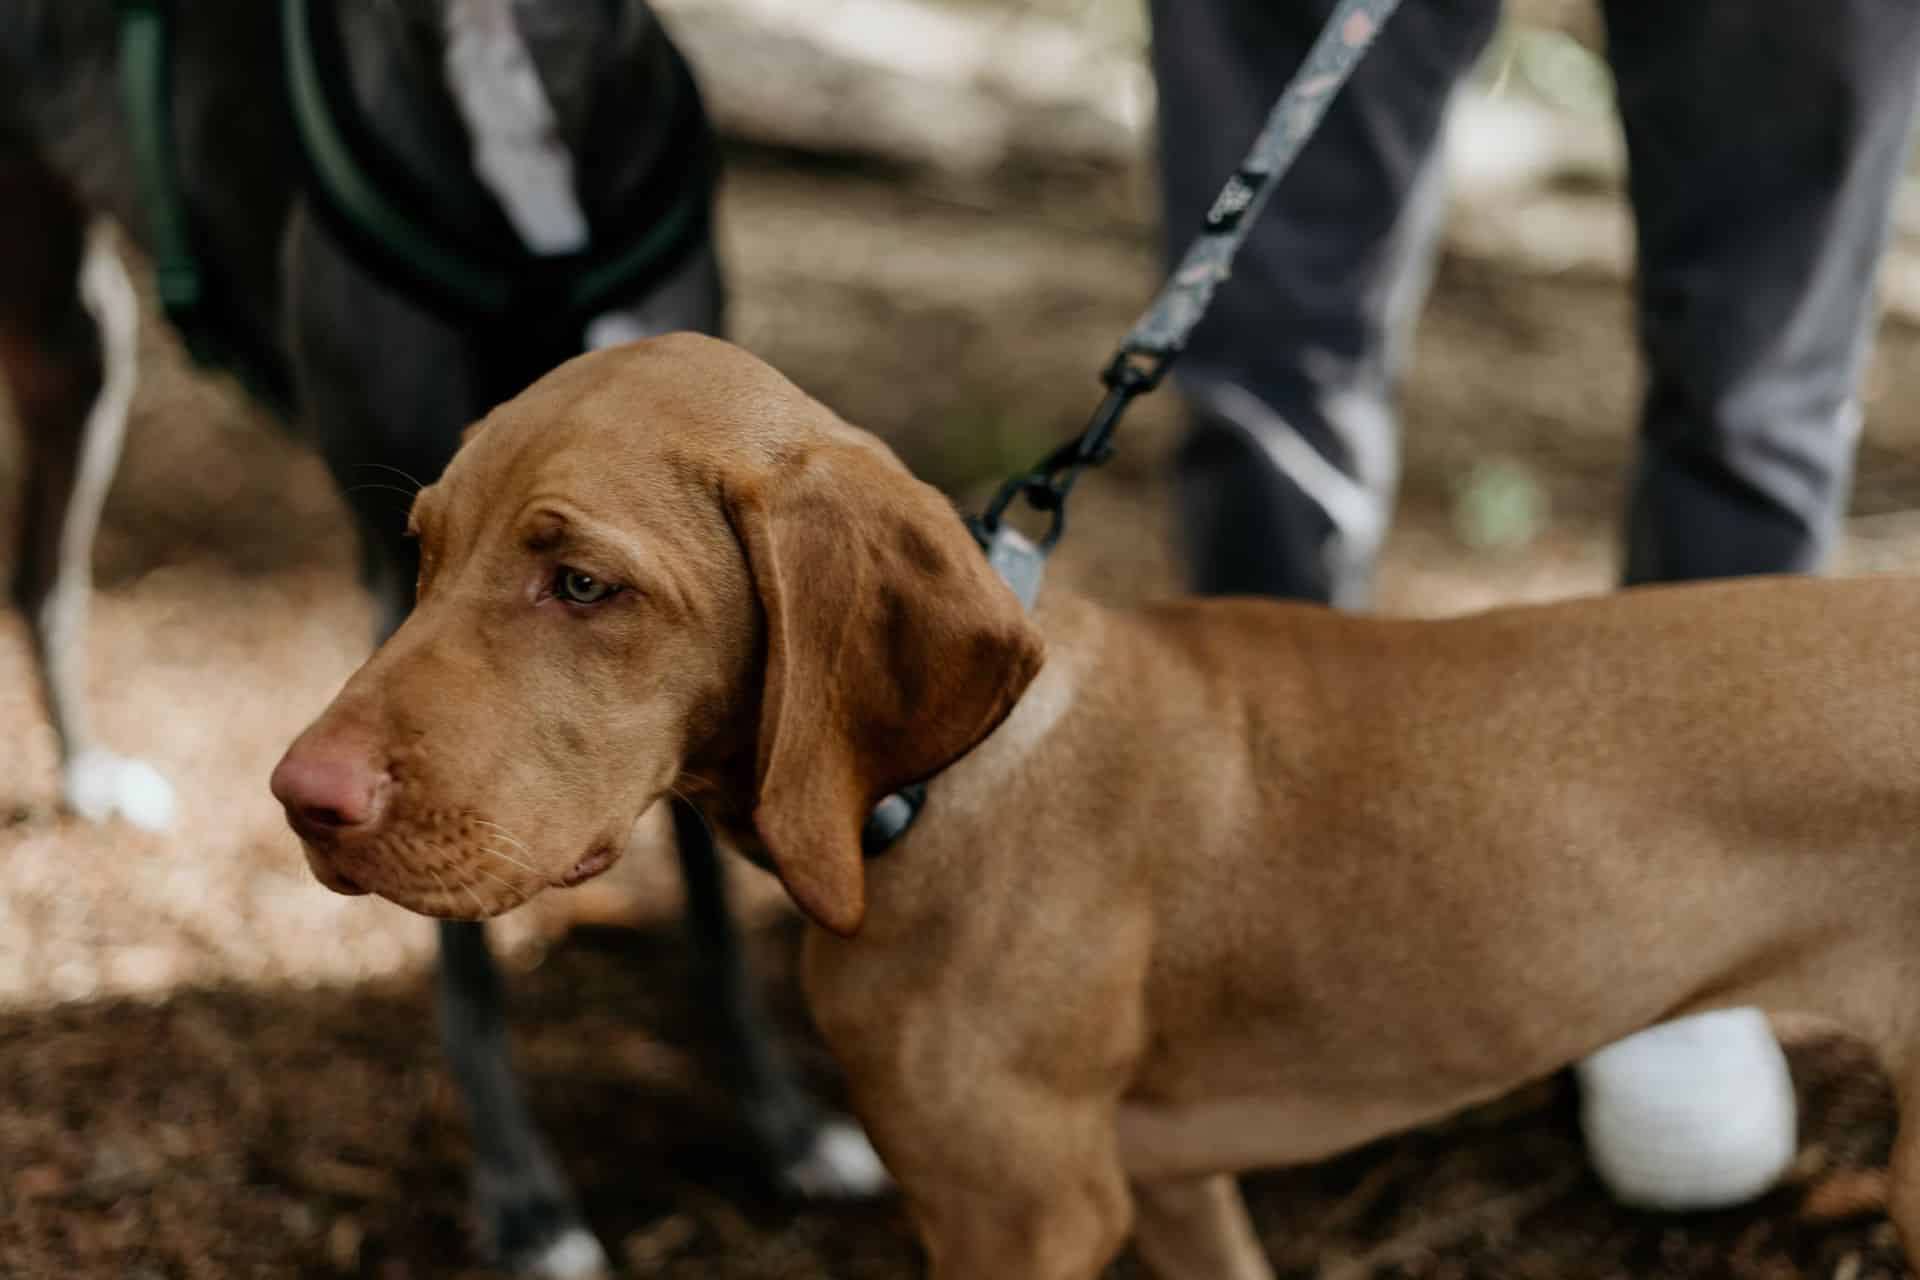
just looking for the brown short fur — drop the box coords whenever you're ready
[279,334,1920,1278]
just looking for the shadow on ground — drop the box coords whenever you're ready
[0,913,1904,1278]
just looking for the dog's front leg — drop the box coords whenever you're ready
[1132,1175,1273,1280]
[878,1091,1133,1280]
[437,920,610,1279]
[806,937,1143,1277]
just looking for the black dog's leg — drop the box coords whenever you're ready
[376,528,604,1276]
[436,805,884,1280]
[0,124,173,830]
[671,798,889,1198]
[371,524,603,1275]
[671,799,815,1165]
[438,920,610,1278]
[290,248,609,1272]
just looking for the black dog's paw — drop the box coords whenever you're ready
[476,1168,610,1279]
[773,1113,892,1202]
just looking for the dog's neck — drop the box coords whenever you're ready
[698,589,1090,885]
[932,592,1083,812]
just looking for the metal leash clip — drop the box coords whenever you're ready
[968,517,1047,612]
[973,350,1162,564]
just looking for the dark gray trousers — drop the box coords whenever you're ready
[1149,0,1920,606]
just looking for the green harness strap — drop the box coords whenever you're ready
[282,0,705,321]
[116,0,205,339]
[118,0,297,410]
[281,0,512,315]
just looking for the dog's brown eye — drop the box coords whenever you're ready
[554,567,618,605]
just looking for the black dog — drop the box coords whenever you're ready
[0,2,882,1274]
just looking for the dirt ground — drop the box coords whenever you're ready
[6,147,1920,1277]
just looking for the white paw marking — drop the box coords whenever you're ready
[523,1225,610,1280]
[36,232,140,776]
[782,1118,892,1200]
[1576,1006,1796,1210]
[64,749,177,832]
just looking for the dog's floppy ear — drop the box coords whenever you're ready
[726,438,1045,935]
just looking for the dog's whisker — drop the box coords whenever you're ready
[469,864,527,903]
[458,873,490,917]
[341,482,424,503]
[349,461,426,492]
[468,862,517,890]
[667,783,719,847]
[425,864,486,917]
[472,818,536,858]
[476,839,540,877]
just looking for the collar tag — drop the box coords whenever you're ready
[979,522,1046,612]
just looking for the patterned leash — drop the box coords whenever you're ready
[865,0,1405,855]
[972,0,1406,604]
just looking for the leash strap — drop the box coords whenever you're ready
[863,0,1403,858]
[1122,0,1403,365]
[977,0,1404,561]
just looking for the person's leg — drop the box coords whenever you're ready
[1147,0,1500,605]
[1608,0,1920,581]
[1582,0,1920,1211]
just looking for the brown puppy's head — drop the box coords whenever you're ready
[270,334,1044,933]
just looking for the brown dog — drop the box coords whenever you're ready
[273,333,1920,1278]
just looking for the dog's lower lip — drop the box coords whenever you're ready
[319,863,369,895]
[303,846,370,896]
[557,844,617,887]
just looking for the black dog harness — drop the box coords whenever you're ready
[117,0,716,411]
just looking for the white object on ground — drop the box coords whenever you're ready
[1576,1006,1796,1210]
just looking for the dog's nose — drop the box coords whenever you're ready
[270,748,388,840]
